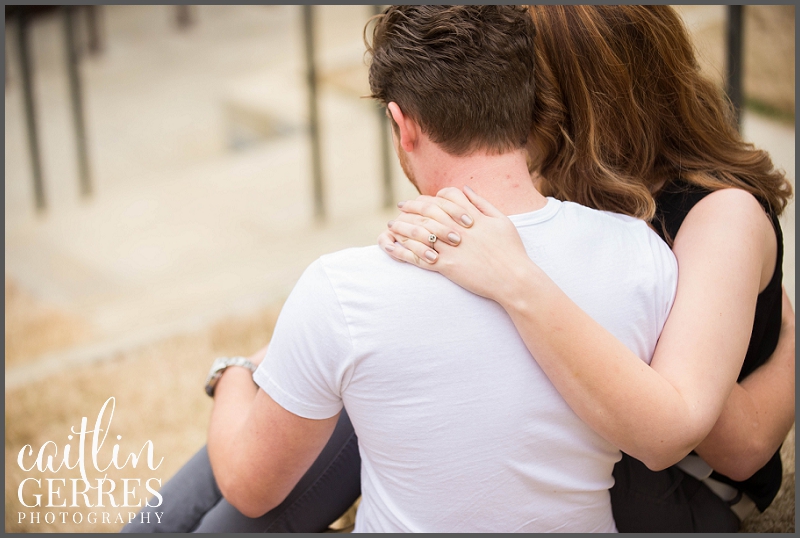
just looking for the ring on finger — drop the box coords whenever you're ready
[428,233,437,247]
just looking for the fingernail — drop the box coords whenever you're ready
[388,220,394,227]
[461,215,473,226]
[425,250,438,262]
[385,244,395,252]
[447,232,460,244]
[397,201,405,208]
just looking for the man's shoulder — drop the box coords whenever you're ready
[559,201,670,250]
[276,246,398,329]
[317,245,396,274]
[302,244,457,307]
[310,245,423,287]
[551,201,677,283]
[558,199,647,231]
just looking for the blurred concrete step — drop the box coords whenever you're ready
[220,39,370,151]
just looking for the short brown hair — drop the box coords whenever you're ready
[528,5,792,220]
[366,5,536,156]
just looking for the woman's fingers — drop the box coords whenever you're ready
[388,214,461,247]
[434,187,482,224]
[394,186,503,232]
[395,237,440,264]
[463,185,505,217]
[377,229,398,253]
[378,230,440,267]
[398,193,476,229]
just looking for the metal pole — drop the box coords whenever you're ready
[176,6,192,29]
[17,11,47,211]
[86,5,103,55]
[64,6,93,197]
[372,5,393,208]
[303,5,325,220]
[725,5,744,131]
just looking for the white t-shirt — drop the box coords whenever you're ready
[254,198,677,533]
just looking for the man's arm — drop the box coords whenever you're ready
[206,346,339,518]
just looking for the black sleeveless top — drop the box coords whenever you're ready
[651,179,784,511]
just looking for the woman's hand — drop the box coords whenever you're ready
[377,186,535,302]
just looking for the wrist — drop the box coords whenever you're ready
[205,356,258,397]
[496,260,548,313]
[215,366,259,399]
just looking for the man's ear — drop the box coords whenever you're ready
[387,102,419,152]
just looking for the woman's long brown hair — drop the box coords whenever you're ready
[528,5,792,221]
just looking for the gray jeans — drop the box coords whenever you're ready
[121,410,361,533]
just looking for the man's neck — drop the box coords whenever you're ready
[416,147,546,216]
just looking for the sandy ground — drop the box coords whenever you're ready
[4,277,794,532]
[4,277,92,367]
[5,277,280,532]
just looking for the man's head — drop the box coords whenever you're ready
[366,6,536,159]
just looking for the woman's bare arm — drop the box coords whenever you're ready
[693,288,795,480]
[379,186,779,471]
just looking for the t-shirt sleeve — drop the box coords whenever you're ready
[253,258,354,420]
[650,229,679,333]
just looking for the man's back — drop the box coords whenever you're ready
[256,198,677,532]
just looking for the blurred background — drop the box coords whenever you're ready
[4,5,795,532]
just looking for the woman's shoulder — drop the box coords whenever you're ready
[683,188,774,231]
[655,181,776,242]
[672,187,779,291]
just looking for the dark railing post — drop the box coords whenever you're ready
[64,6,93,197]
[85,5,103,55]
[372,5,393,209]
[725,5,744,131]
[176,6,192,29]
[17,11,47,211]
[303,5,325,220]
